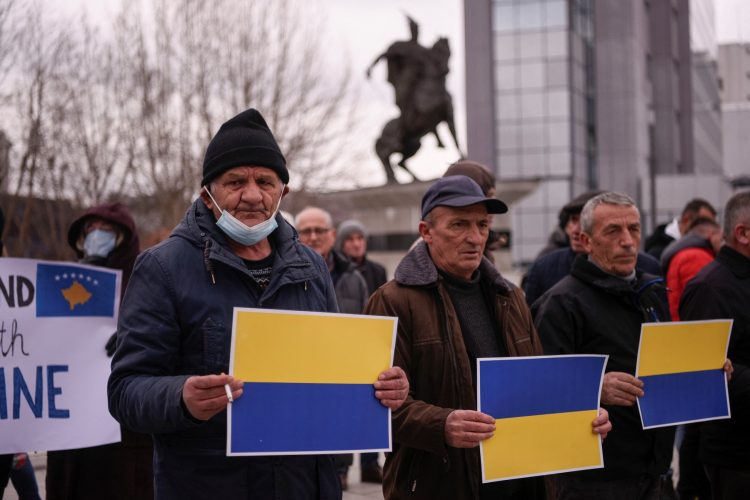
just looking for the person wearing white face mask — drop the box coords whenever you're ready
[108,108,409,500]
[46,202,155,500]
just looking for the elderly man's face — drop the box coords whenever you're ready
[419,204,490,280]
[201,166,286,228]
[297,209,336,259]
[581,204,641,277]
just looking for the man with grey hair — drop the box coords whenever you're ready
[680,190,750,499]
[533,191,675,499]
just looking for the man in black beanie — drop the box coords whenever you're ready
[109,108,408,499]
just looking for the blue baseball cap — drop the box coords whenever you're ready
[421,175,508,220]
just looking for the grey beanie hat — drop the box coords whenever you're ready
[335,219,367,251]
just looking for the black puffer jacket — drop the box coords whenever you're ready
[680,246,750,469]
[532,255,674,481]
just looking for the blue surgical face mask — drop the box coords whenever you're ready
[84,229,117,258]
[203,185,284,246]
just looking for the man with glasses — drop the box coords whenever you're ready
[296,207,369,317]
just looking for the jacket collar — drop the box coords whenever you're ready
[717,245,750,279]
[571,253,663,296]
[172,198,320,282]
[394,240,512,293]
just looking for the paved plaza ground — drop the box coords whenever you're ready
[3,452,385,500]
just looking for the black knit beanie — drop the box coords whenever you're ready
[202,108,288,186]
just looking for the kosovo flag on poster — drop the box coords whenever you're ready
[36,263,117,317]
[228,308,397,456]
[636,320,732,429]
[479,355,607,482]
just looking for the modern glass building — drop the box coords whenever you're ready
[466,0,595,262]
[465,0,725,265]
[719,43,750,182]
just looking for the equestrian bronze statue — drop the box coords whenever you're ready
[367,16,463,184]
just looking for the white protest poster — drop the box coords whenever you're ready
[0,258,121,453]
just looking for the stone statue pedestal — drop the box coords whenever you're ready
[283,178,539,280]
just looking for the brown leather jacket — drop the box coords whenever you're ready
[364,242,543,500]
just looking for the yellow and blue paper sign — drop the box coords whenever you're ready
[478,355,607,482]
[636,320,732,429]
[227,308,397,456]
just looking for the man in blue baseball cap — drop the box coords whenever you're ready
[365,175,611,499]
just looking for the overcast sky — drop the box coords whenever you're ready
[58,0,750,185]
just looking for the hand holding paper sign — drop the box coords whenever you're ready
[724,359,733,381]
[592,408,611,440]
[374,366,409,410]
[601,371,644,406]
[183,374,244,421]
[445,410,496,448]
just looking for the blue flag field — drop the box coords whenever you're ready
[478,355,607,482]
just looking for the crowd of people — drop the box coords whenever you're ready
[0,106,748,500]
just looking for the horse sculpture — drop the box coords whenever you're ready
[367,19,463,183]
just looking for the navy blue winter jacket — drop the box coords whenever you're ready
[108,199,341,500]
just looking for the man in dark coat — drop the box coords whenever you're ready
[47,202,153,500]
[533,192,674,500]
[366,176,611,500]
[680,190,750,499]
[336,219,388,294]
[108,108,408,500]
[523,191,661,307]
